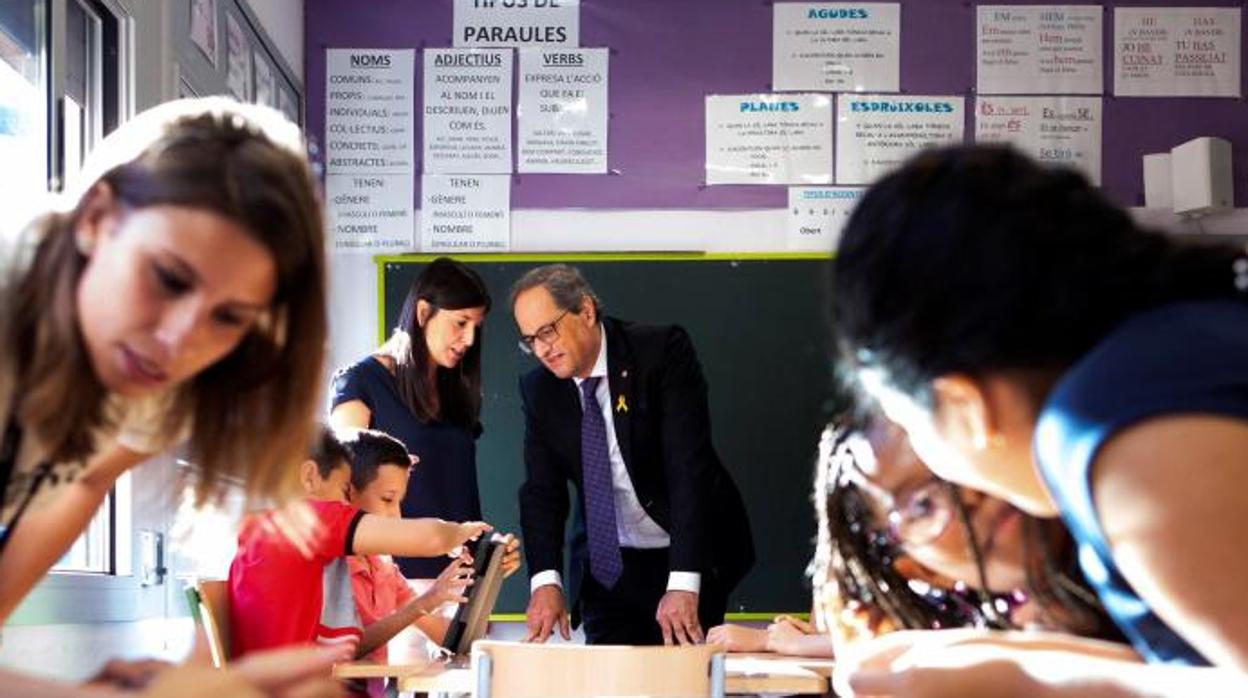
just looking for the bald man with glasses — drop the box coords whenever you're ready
[510,264,755,647]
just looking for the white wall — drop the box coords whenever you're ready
[244,0,304,83]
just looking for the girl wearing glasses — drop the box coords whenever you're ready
[708,415,1120,659]
[832,145,1248,696]
[330,258,491,651]
[821,418,1121,646]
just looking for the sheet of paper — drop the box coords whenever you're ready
[421,174,511,252]
[454,0,578,47]
[977,5,1102,94]
[326,49,416,252]
[424,48,513,174]
[253,52,275,107]
[773,3,900,92]
[835,95,964,184]
[975,96,1102,184]
[1114,7,1241,97]
[787,187,863,252]
[705,94,833,185]
[517,48,608,173]
[226,13,250,101]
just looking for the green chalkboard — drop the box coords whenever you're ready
[378,254,836,618]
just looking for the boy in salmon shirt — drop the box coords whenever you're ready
[343,430,489,697]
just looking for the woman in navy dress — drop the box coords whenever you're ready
[330,258,490,586]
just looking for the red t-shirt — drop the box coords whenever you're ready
[228,499,366,658]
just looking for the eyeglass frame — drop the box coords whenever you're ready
[517,309,570,355]
[881,477,958,548]
[832,432,958,549]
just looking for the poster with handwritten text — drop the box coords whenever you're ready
[975,96,1101,184]
[1114,7,1240,97]
[977,6,1101,94]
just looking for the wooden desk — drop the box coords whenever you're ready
[336,652,833,695]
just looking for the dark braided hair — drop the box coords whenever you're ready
[818,419,1124,642]
[817,423,1005,637]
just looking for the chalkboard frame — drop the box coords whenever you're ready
[376,252,836,620]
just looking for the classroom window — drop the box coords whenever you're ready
[61,0,103,180]
[55,487,115,574]
[0,0,48,199]
[39,0,125,575]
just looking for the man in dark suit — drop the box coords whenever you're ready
[511,264,754,646]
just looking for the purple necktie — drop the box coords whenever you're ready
[580,376,623,589]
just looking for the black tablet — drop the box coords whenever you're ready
[443,532,507,655]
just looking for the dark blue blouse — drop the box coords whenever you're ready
[1036,300,1248,666]
[330,356,482,579]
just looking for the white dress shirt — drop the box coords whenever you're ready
[531,325,701,595]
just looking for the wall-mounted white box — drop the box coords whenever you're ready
[1171,137,1233,217]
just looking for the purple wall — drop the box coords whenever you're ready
[306,0,1247,209]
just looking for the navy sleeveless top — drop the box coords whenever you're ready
[331,356,483,579]
[1035,300,1248,665]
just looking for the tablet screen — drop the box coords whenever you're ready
[444,532,507,655]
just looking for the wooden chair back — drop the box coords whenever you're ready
[471,640,725,698]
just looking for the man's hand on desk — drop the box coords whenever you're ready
[523,584,570,643]
[656,590,703,646]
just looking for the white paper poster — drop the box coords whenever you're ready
[421,174,511,252]
[225,13,250,101]
[705,94,833,185]
[787,187,863,252]
[424,49,513,174]
[189,0,217,66]
[326,49,416,252]
[1114,7,1241,97]
[977,6,1102,94]
[517,48,608,173]
[773,3,900,92]
[253,52,275,107]
[975,96,1101,184]
[454,0,578,47]
[835,95,964,185]
[325,175,415,252]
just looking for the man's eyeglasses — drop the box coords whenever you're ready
[518,310,569,355]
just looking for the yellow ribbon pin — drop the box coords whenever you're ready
[616,394,629,413]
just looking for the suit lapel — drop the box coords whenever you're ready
[604,318,636,480]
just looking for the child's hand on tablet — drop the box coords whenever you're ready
[497,533,522,577]
[423,552,475,609]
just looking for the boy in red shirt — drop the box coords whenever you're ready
[227,426,498,660]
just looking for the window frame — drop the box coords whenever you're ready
[39,0,134,580]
